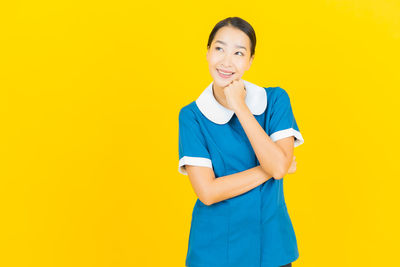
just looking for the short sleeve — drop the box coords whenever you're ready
[269,89,304,147]
[178,108,213,175]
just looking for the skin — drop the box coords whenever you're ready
[206,26,254,109]
[186,25,297,206]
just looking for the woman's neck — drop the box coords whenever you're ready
[212,83,231,110]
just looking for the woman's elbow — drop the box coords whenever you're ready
[201,198,214,206]
[199,190,214,206]
[261,163,286,180]
[187,166,216,206]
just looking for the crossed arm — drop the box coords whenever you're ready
[185,104,296,206]
[186,138,295,206]
[234,104,294,179]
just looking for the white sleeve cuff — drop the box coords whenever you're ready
[270,128,304,147]
[178,156,213,175]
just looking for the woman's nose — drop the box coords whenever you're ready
[221,54,233,66]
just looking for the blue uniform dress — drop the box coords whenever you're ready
[178,80,304,267]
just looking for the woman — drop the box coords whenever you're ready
[178,17,304,267]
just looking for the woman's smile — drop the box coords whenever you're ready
[206,25,254,89]
[217,68,235,79]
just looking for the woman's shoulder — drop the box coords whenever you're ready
[178,101,200,121]
[264,86,287,97]
[179,100,196,113]
[264,86,290,104]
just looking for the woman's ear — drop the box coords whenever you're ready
[246,55,255,71]
[249,55,254,66]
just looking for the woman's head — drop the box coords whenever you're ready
[206,17,256,88]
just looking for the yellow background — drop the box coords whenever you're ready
[1,0,399,266]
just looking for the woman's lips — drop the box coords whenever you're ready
[217,69,234,79]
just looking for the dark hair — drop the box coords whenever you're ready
[207,17,256,57]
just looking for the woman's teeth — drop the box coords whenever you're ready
[217,69,234,77]
[218,69,233,75]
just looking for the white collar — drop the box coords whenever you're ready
[195,79,267,124]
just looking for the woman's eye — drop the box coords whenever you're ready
[215,47,243,56]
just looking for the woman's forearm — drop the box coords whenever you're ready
[209,166,272,205]
[234,104,287,179]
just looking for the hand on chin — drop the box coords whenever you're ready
[216,77,235,88]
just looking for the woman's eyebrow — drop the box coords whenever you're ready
[215,40,247,50]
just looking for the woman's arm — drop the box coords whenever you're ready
[223,80,295,179]
[185,165,273,206]
[234,104,294,180]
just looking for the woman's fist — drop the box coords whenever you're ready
[223,79,247,111]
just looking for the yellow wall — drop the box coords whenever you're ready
[1,1,399,266]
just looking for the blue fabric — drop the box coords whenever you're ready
[269,89,298,136]
[179,107,212,162]
[178,86,303,267]
[268,89,303,149]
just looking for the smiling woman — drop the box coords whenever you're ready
[206,21,256,110]
[178,16,304,267]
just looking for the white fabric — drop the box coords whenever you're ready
[178,156,213,175]
[195,80,267,124]
[269,128,304,147]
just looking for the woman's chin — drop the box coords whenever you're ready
[214,78,232,88]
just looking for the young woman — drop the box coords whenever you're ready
[178,17,304,267]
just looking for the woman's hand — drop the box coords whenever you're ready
[287,155,297,174]
[223,78,247,111]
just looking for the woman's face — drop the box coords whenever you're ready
[206,26,254,88]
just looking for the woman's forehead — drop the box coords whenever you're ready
[213,28,250,48]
